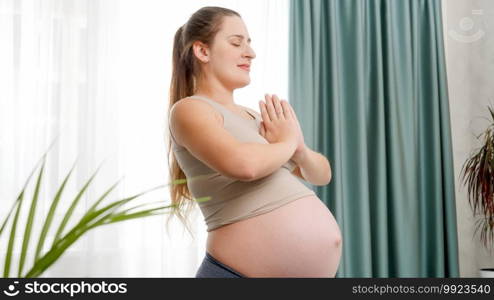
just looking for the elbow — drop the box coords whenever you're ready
[325,168,332,185]
[321,161,332,185]
[225,154,257,182]
[238,154,259,182]
[238,161,257,182]
[323,172,332,185]
[239,169,256,182]
[323,168,332,185]
[314,169,332,186]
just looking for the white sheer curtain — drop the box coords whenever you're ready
[0,0,289,277]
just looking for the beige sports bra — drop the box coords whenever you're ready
[169,95,316,231]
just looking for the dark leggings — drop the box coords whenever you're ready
[195,252,246,278]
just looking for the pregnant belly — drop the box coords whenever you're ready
[206,195,343,277]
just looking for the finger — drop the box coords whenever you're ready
[288,103,297,120]
[284,100,295,118]
[259,121,265,136]
[280,100,292,120]
[272,94,285,120]
[265,94,278,121]
[259,100,271,122]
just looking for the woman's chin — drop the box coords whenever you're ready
[225,75,251,89]
[230,82,250,90]
[237,78,251,88]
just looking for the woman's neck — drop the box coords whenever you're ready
[194,90,235,106]
[195,78,235,106]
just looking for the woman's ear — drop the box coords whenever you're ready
[192,41,210,63]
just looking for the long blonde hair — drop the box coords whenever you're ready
[166,7,241,236]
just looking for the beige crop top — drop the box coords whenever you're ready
[169,95,316,231]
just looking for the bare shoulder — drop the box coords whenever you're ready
[171,97,223,124]
[168,97,251,181]
[170,98,223,144]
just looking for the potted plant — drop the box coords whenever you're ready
[461,106,494,278]
[1,146,210,278]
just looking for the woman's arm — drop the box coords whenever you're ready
[170,98,297,182]
[242,140,297,181]
[291,145,331,186]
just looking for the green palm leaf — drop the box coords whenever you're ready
[17,158,46,277]
[23,185,168,278]
[4,191,24,278]
[2,141,212,278]
[52,161,105,244]
[0,151,49,239]
[34,159,78,261]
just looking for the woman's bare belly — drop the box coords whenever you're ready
[206,195,343,277]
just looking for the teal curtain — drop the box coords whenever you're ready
[289,0,459,277]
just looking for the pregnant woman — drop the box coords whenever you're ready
[167,6,342,277]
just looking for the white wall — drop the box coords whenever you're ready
[442,0,494,277]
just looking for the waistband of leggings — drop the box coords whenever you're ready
[205,252,246,278]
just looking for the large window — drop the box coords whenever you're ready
[0,0,289,277]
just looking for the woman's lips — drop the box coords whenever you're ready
[238,65,250,71]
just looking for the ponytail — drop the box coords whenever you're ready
[166,7,242,237]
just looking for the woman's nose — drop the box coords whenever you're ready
[244,45,256,59]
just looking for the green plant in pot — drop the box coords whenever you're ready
[1,147,210,278]
[461,106,494,278]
